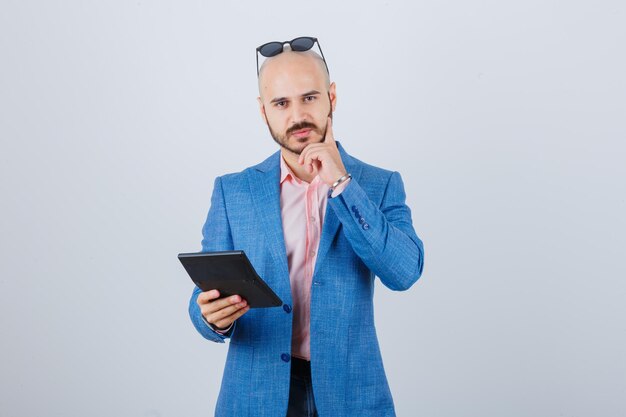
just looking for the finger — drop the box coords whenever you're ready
[197,289,221,304]
[303,147,324,164]
[213,305,251,329]
[324,117,335,144]
[302,150,321,173]
[298,138,330,164]
[311,160,321,174]
[305,154,316,173]
[298,145,314,166]
[206,299,248,323]
[209,302,249,327]
[202,294,243,315]
[298,143,323,165]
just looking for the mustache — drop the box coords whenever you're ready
[286,121,319,136]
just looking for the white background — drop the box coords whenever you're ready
[1,1,625,416]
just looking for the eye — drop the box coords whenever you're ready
[274,100,288,108]
[303,95,316,102]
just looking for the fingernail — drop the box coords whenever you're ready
[231,296,240,303]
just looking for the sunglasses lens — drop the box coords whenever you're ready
[290,37,315,51]
[259,42,284,57]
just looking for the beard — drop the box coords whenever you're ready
[267,109,333,155]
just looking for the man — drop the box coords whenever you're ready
[188,37,424,417]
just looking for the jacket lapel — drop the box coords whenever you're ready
[313,142,363,278]
[247,151,291,298]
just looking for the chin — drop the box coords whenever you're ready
[289,136,311,147]
[280,134,323,155]
[300,135,324,144]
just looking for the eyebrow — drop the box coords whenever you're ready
[270,90,322,104]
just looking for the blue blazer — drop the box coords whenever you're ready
[189,143,424,417]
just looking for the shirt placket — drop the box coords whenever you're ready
[305,179,322,281]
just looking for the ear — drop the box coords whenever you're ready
[328,82,337,113]
[257,96,268,125]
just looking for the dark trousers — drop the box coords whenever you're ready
[286,357,319,417]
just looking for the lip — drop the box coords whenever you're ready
[291,128,312,138]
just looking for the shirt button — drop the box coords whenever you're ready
[358,217,365,224]
[281,353,291,362]
[363,223,370,230]
[351,205,358,213]
[310,250,316,257]
[310,216,316,222]
[283,304,292,313]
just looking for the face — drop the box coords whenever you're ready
[257,52,336,155]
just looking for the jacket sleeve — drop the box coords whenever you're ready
[327,171,424,291]
[188,176,237,343]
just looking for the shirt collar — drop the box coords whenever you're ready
[280,154,325,187]
[280,154,302,185]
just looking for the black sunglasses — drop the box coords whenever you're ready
[256,36,329,77]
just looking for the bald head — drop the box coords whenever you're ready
[258,48,330,98]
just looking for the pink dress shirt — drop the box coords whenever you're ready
[280,156,328,360]
[279,155,350,360]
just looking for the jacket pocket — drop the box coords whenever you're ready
[346,324,395,411]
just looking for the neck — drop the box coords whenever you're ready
[280,149,316,183]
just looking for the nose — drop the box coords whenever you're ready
[289,101,308,125]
